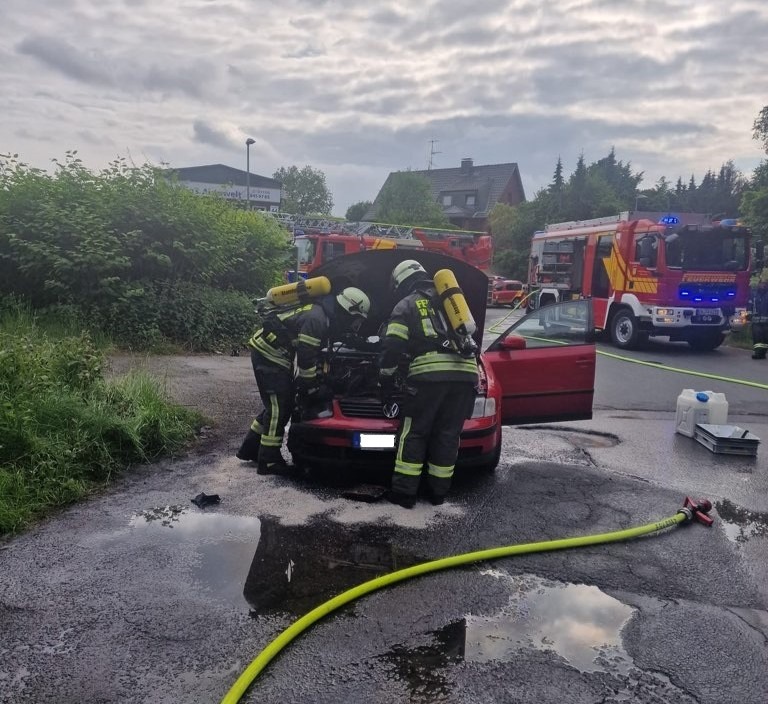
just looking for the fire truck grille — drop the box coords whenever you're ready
[339,398,388,418]
[678,282,737,303]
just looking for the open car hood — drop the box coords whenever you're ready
[312,249,488,340]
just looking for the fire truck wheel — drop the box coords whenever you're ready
[610,308,640,349]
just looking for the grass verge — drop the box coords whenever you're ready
[0,306,202,535]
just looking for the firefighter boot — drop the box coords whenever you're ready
[256,446,293,476]
[752,348,766,359]
[386,491,416,509]
[236,429,261,461]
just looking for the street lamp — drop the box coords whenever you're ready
[634,194,648,212]
[245,137,255,210]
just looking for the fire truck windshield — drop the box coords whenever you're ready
[296,237,316,267]
[664,230,748,271]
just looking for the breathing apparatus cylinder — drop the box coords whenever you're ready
[433,268,478,357]
[265,276,331,307]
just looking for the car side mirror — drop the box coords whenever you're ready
[499,335,526,351]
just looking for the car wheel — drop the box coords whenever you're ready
[688,332,725,351]
[610,308,640,349]
[479,435,502,472]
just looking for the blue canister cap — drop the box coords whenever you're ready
[696,392,709,402]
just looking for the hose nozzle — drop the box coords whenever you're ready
[677,497,714,526]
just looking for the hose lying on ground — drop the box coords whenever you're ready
[222,501,710,703]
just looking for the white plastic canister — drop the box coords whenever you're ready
[675,389,729,437]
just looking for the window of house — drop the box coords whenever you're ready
[465,194,476,206]
[442,195,452,206]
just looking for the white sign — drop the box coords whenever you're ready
[178,180,281,203]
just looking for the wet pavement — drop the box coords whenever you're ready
[2,317,768,703]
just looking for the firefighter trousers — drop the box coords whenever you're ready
[249,349,294,463]
[391,380,476,500]
[753,323,767,358]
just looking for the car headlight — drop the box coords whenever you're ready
[470,396,496,419]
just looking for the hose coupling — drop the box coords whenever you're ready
[677,496,714,526]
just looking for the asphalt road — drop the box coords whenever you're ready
[1,310,767,704]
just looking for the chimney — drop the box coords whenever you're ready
[460,157,473,174]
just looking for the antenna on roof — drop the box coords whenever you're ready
[428,139,441,170]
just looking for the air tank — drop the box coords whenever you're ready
[265,276,331,307]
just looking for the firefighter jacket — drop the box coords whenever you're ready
[749,285,768,324]
[248,301,329,383]
[379,285,479,384]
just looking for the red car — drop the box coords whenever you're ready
[287,250,596,472]
[491,279,526,307]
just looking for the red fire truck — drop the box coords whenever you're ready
[526,214,753,350]
[286,219,493,278]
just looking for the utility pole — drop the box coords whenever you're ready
[428,139,441,170]
[245,137,255,209]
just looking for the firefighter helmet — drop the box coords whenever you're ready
[335,287,370,320]
[390,259,428,294]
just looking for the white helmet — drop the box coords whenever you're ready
[335,287,370,320]
[391,259,428,293]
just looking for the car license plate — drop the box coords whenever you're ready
[695,308,719,316]
[354,433,396,449]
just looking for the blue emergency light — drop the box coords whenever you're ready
[659,214,680,225]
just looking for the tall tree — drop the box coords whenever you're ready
[273,165,333,215]
[374,171,449,227]
[345,200,373,221]
[741,105,768,241]
[753,105,768,153]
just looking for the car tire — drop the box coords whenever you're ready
[479,435,502,472]
[610,308,640,349]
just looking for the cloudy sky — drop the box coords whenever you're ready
[3,0,767,216]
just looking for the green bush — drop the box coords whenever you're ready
[0,152,288,351]
[0,316,202,534]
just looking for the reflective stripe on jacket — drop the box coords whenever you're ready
[379,287,478,384]
[248,303,329,378]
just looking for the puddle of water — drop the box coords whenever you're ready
[521,426,620,449]
[124,508,424,615]
[382,620,464,701]
[383,572,635,684]
[131,506,262,608]
[715,499,768,545]
[243,518,423,616]
[464,572,634,674]
[132,505,261,540]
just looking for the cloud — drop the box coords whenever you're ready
[2,0,767,216]
[192,121,243,151]
[17,35,112,85]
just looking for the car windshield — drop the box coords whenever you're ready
[664,231,748,271]
[296,237,316,266]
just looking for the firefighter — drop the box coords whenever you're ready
[378,260,478,508]
[748,271,768,360]
[236,286,371,474]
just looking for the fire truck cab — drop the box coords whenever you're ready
[527,214,752,350]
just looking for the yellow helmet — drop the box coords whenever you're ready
[335,287,370,319]
[390,259,428,294]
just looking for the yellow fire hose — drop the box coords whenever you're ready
[221,498,712,703]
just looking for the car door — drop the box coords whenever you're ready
[484,298,595,424]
